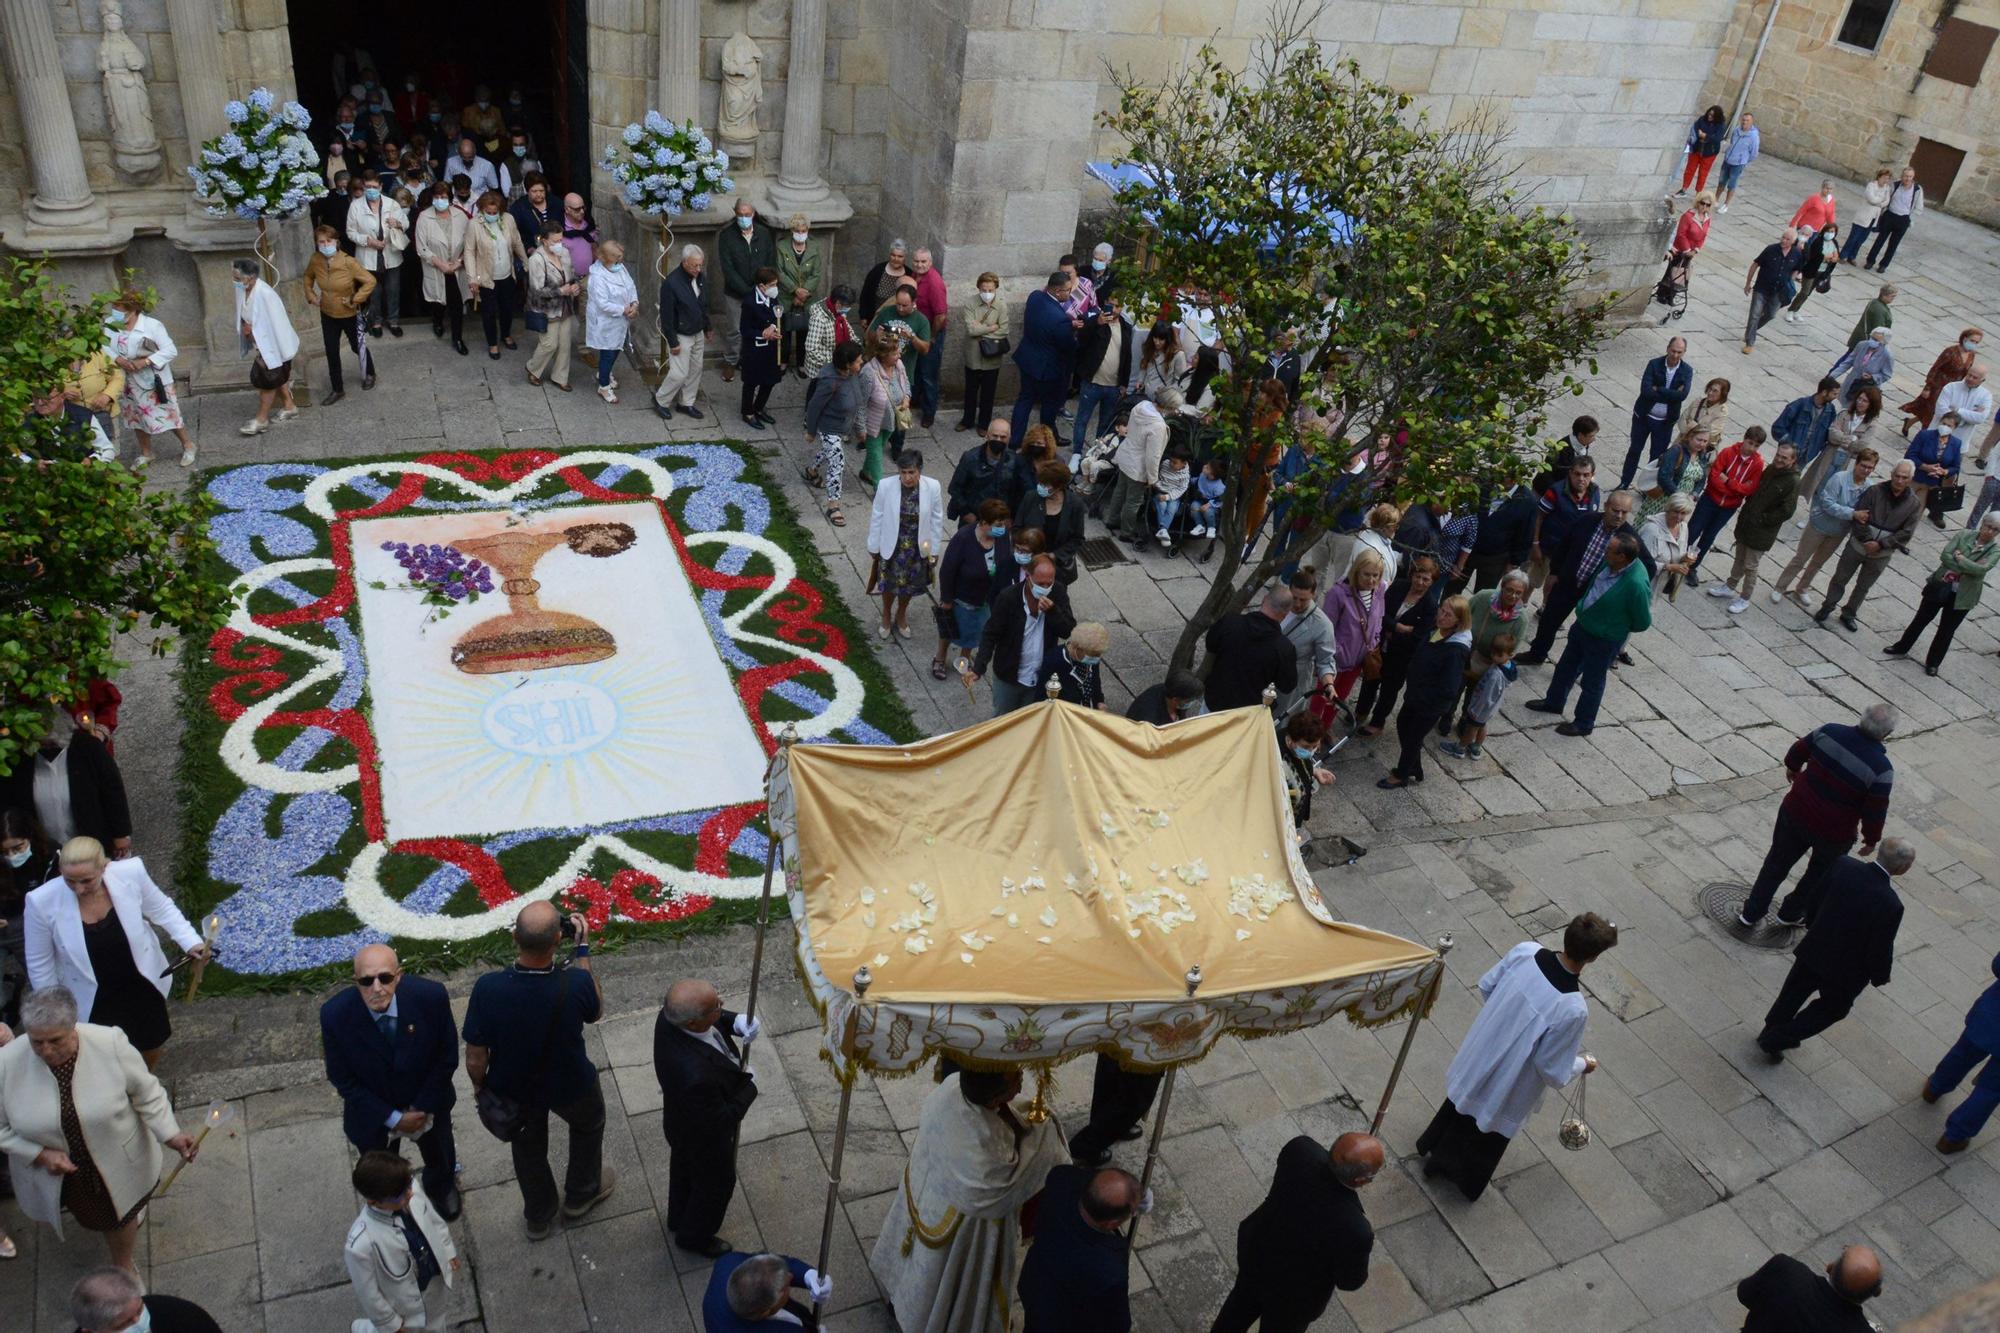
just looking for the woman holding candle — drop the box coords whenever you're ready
[0,984,197,1274]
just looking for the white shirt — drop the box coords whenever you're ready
[1444,941,1589,1138]
[697,1026,732,1058]
[442,154,502,198]
[31,746,72,843]
[1886,182,1924,218]
[1016,589,1046,687]
[1936,379,1994,431]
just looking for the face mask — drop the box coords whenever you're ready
[1013,551,1031,566]
[432,198,450,212]
[364,187,380,201]
[1030,583,1053,599]
[510,95,523,106]
[988,524,1007,537]
[761,285,778,300]
[127,1305,153,1333]
[1964,339,1981,353]
[1292,745,1315,760]
[736,215,754,230]
[5,849,30,868]
[106,309,127,327]
[369,102,383,113]
[834,305,849,317]
[514,146,527,157]
[1092,259,1106,271]
[1035,483,1052,498]
[429,110,442,122]
[476,100,490,109]
[482,212,500,223]
[608,263,624,274]
[318,243,337,257]
[978,290,995,304]
[405,80,417,91]
[792,231,808,243]
[1079,654,1101,666]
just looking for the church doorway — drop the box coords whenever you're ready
[284,0,591,194]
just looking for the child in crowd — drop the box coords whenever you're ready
[1155,450,1192,545]
[1442,632,1516,761]
[1282,710,1337,831]
[1190,458,1227,537]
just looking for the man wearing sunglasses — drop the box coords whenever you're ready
[321,943,464,1220]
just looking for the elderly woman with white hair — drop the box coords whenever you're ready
[1047,621,1110,709]
[1885,511,2000,674]
[233,256,301,437]
[0,985,197,1274]
[1831,327,1894,408]
[1638,491,1698,600]
[24,837,205,1068]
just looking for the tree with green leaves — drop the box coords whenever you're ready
[0,257,231,771]
[1099,3,1613,670]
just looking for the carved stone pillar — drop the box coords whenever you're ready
[0,0,107,231]
[167,0,233,148]
[657,0,701,125]
[766,0,833,214]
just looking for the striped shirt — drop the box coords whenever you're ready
[1781,723,1892,844]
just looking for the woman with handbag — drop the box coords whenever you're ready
[1831,329,1894,408]
[1884,512,2000,674]
[232,258,301,437]
[1355,554,1441,737]
[104,288,197,467]
[959,271,1009,433]
[775,214,822,377]
[303,224,379,406]
[1900,329,1983,437]
[802,283,857,378]
[414,186,471,356]
[1906,411,1966,526]
[1782,224,1839,322]
[1012,459,1087,585]
[865,450,946,641]
[738,265,784,429]
[524,221,580,390]
[1323,548,1386,705]
[858,328,911,489]
[464,190,527,360]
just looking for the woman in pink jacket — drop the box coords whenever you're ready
[1322,547,1387,703]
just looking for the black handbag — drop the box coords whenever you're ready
[1930,482,1966,516]
[473,964,569,1143]
[523,309,548,333]
[977,334,1010,359]
[1921,575,1959,607]
[782,307,810,333]
[930,600,958,641]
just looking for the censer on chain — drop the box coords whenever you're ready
[1558,1059,1593,1150]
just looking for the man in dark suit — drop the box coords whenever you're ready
[1735,1244,1881,1331]
[1465,473,1539,592]
[1203,585,1300,713]
[1010,271,1080,442]
[1018,1165,1142,1332]
[3,709,132,856]
[654,244,711,420]
[1925,950,2000,1153]
[703,1251,832,1330]
[1211,1132,1382,1333]
[1516,488,1654,665]
[1126,668,1208,727]
[967,553,1076,717]
[321,944,462,1219]
[1067,1057,1163,1168]
[1757,840,1911,1062]
[654,977,760,1258]
[1620,335,1692,488]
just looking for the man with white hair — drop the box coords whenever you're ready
[703,1251,833,1330]
[1088,240,1119,304]
[1757,839,1912,1062]
[653,242,710,419]
[1814,459,1922,632]
[1741,227,1800,354]
[71,1265,222,1333]
[1739,704,1897,928]
[1935,362,1992,439]
[716,197,774,381]
[653,977,759,1257]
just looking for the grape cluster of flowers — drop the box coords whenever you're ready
[381,541,494,607]
[187,87,325,221]
[601,110,733,216]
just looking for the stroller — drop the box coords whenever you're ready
[1652,250,1692,324]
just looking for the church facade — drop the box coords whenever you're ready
[0,0,1739,384]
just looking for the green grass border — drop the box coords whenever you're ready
[174,439,918,994]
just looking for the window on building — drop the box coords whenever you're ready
[1922,19,1997,86]
[1835,0,1899,53]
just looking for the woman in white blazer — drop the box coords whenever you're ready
[345,1149,461,1333]
[864,448,947,641]
[584,237,639,404]
[414,188,471,355]
[106,287,199,467]
[0,986,195,1271]
[345,172,409,337]
[25,840,204,1067]
[233,257,302,437]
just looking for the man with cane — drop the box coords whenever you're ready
[652,976,760,1258]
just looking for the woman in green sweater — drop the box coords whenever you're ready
[1884,512,2000,674]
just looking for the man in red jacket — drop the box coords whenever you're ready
[1685,426,1766,584]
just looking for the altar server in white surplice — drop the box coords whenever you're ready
[870,1069,1066,1333]
[1415,913,1619,1201]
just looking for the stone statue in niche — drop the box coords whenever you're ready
[718,31,762,161]
[98,1,162,181]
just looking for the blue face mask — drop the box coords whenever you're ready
[1092,259,1106,272]
[1292,745,1316,760]
[1029,583,1053,599]
[987,524,1007,537]
[105,309,127,327]
[736,215,754,230]
[129,1305,153,1333]
[1012,551,1031,566]
[1078,654,1101,666]
[1035,483,1052,498]
[364,187,380,201]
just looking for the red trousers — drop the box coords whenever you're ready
[1682,153,1716,192]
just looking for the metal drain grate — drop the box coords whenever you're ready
[1076,536,1134,571]
[1698,882,1803,951]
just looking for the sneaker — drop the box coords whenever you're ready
[597,386,618,403]
[274,407,299,423]
[1155,527,1169,540]
[1735,911,1760,928]
[1465,743,1483,759]
[179,446,197,466]
[1727,598,1749,614]
[131,453,150,468]
[1717,203,1729,213]
[1768,589,1783,603]
[561,1167,617,1220]
[238,418,269,436]
[1706,583,1735,598]
[607,376,619,390]
[1795,518,1807,530]
[1439,740,1468,759]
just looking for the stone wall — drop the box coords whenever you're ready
[1699,0,2000,226]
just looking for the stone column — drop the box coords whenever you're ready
[658,0,701,124]
[167,0,233,149]
[0,0,106,230]
[766,0,833,214]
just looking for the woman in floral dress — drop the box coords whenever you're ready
[865,450,946,640]
[105,289,197,466]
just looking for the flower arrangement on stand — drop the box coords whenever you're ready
[601,112,735,372]
[186,88,325,282]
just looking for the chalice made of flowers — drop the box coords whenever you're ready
[450,521,638,674]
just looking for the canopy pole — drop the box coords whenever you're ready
[1128,962,1203,1244]
[741,723,798,1070]
[1370,934,1453,1136]
[812,964,871,1325]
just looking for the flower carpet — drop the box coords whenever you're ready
[179,442,913,989]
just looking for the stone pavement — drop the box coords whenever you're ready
[5,153,1999,1329]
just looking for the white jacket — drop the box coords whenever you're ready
[414,206,469,307]
[1853,179,1894,229]
[236,279,300,368]
[866,474,946,560]
[24,857,201,1020]
[346,196,410,271]
[0,1023,180,1237]
[108,313,177,389]
[1115,401,1169,486]
[584,263,638,351]
[344,1193,459,1332]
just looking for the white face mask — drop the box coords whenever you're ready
[792,231,808,244]
[318,243,337,257]
[4,848,29,868]
[761,284,778,300]
[978,290,995,304]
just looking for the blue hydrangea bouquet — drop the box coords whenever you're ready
[186,87,327,221]
[600,111,735,216]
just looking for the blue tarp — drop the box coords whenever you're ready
[1084,161,1358,248]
